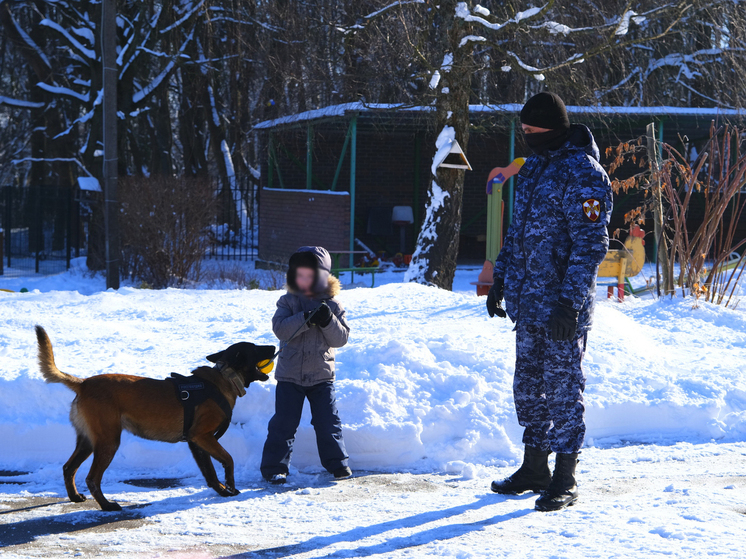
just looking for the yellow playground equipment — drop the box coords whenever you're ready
[598,225,646,302]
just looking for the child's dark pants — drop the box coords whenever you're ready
[261,381,349,478]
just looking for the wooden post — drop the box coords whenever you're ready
[647,122,671,296]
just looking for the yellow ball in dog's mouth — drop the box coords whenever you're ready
[257,359,274,374]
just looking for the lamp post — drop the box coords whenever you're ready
[102,0,120,289]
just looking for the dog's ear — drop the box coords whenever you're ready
[206,350,224,363]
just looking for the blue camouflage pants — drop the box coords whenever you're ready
[513,322,588,454]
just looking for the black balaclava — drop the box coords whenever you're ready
[520,92,571,155]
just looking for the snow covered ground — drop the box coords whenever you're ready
[0,262,744,557]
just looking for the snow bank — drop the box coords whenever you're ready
[0,278,744,480]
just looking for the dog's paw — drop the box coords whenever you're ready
[69,493,87,503]
[213,484,240,497]
[100,501,122,512]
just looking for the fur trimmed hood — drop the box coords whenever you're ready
[326,274,342,297]
[285,273,341,299]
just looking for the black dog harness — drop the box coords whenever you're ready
[168,373,233,441]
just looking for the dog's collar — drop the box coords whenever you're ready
[214,361,246,398]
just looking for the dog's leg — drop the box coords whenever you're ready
[86,438,122,511]
[190,435,239,497]
[63,433,93,503]
[188,441,222,493]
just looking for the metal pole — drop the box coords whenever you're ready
[102,0,120,289]
[348,116,357,267]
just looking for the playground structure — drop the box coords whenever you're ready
[597,225,646,302]
[474,159,648,303]
[472,158,526,296]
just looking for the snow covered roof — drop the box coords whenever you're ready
[254,101,746,131]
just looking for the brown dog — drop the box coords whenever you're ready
[35,326,275,511]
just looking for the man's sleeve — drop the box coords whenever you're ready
[559,157,613,309]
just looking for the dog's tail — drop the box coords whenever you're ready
[35,326,82,393]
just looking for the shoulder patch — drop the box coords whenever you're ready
[582,198,602,222]
[518,164,534,179]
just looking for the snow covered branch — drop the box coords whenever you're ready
[596,47,740,107]
[364,1,425,21]
[455,1,552,33]
[11,157,92,176]
[132,28,195,105]
[39,18,95,61]
[0,96,44,109]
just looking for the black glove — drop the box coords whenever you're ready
[549,298,579,341]
[486,277,507,318]
[308,302,333,327]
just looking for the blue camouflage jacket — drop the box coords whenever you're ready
[494,124,612,332]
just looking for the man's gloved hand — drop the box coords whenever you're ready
[549,298,579,341]
[486,277,507,318]
[310,301,333,327]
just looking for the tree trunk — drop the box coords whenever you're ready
[405,1,472,290]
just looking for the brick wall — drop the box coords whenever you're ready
[258,188,350,263]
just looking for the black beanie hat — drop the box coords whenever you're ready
[520,92,570,131]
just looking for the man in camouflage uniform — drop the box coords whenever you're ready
[487,92,612,511]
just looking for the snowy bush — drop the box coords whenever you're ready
[119,176,216,288]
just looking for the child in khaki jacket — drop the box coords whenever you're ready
[260,246,351,484]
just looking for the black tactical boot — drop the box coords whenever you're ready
[491,446,552,495]
[535,452,579,511]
